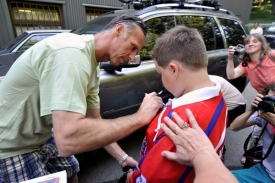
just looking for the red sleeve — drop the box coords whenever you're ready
[236,62,247,77]
[269,49,275,61]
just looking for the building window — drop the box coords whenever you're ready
[86,7,115,22]
[9,1,63,36]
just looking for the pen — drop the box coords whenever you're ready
[157,90,163,96]
[145,90,163,96]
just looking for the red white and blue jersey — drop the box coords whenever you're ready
[130,82,227,183]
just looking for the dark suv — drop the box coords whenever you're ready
[263,22,275,49]
[71,0,248,119]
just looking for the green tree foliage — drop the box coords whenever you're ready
[253,0,268,5]
[253,0,275,14]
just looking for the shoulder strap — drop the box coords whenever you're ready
[254,123,268,146]
[243,132,252,152]
[244,122,268,152]
[268,50,275,62]
[243,122,275,161]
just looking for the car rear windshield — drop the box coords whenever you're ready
[71,16,115,35]
[265,25,275,34]
[0,32,28,55]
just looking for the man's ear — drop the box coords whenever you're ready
[115,23,124,37]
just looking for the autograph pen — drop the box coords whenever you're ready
[145,90,163,96]
[157,90,163,96]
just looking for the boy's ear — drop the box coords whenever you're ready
[168,62,179,78]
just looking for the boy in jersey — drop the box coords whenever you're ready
[126,26,227,182]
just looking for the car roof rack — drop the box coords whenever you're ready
[137,3,233,16]
[120,0,220,10]
[119,0,234,16]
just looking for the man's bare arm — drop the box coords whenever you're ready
[86,108,138,168]
[52,92,163,157]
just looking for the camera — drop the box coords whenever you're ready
[234,44,245,55]
[257,96,275,113]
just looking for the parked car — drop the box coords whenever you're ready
[263,22,275,49]
[0,29,70,82]
[71,0,248,120]
[71,0,249,164]
[0,0,249,164]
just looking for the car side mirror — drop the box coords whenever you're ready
[100,55,141,72]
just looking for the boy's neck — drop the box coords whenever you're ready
[180,70,214,96]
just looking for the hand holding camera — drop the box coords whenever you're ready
[234,44,245,55]
[252,94,275,114]
[257,96,275,113]
[228,44,246,60]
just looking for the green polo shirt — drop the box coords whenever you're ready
[0,33,100,159]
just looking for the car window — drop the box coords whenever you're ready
[140,16,176,61]
[177,15,224,51]
[217,18,246,46]
[18,35,54,52]
[0,32,28,54]
[71,16,115,35]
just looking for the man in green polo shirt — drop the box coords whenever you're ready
[0,15,163,183]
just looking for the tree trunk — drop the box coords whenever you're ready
[272,0,275,15]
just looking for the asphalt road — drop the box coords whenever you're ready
[77,82,257,183]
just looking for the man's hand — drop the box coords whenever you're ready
[121,156,139,170]
[136,92,163,125]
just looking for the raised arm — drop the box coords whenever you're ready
[226,46,244,80]
[230,93,264,131]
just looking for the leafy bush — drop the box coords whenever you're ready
[250,4,275,24]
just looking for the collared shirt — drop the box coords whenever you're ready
[250,27,263,35]
[0,33,100,159]
[130,82,227,183]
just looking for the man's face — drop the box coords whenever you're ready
[109,24,146,66]
[254,23,259,28]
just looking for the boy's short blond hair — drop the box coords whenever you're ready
[150,25,208,70]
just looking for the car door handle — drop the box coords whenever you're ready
[219,58,227,66]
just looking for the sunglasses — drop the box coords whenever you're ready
[115,19,148,35]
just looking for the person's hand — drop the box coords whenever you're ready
[228,46,236,59]
[136,92,163,125]
[250,93,264,109]
[126,169,134,182]
[160,109,215,166]
[121,156,139,170]
[259,111,275,126]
